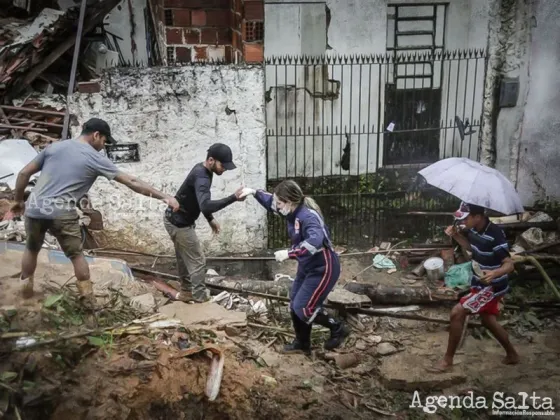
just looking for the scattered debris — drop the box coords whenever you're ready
[325,352,361,369]
[212,290,268,322]
[376,342,398,356]
[380,353,467,391]
[373,254,396,270]
[261,375,278,387]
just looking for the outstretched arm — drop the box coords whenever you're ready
[114,172,179,210]
[254,190,278,213]
[194,176,241,215]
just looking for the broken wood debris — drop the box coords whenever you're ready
[0,102,68,147]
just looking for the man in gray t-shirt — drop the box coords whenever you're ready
[11,118,180,306]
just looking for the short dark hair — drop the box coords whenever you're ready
[468,204,485,216]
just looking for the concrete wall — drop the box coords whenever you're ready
[511,0,560,205]
[58,0,150,66]
[264,0,490,179]
[104,0,150,66]
[69,65,267,255]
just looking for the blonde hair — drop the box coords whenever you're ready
[274,180,324,219]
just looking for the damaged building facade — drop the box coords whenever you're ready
[0,0,559,254]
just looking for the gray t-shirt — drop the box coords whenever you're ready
[25,139,120,219]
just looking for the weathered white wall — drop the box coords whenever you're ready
[264,0,489,179]
[509,0,560,205]
[69,66,267,255]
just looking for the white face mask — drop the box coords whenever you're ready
[279,206,291,216]
[274,194,292,216]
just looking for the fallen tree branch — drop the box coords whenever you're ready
[513,255,560,300]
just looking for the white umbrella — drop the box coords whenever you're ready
[417,157,524,215]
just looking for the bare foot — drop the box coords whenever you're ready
[502,353,520,365]
[426,359,453,373]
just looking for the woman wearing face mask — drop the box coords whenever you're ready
[240,181,349,354]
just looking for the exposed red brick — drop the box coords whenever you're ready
[184,28,200,44]
[163,0,184,8]
[206,9,231,26]
[175,46,192,62]
[232,30,241,49]
[194,46,208,60]
[244,1,263,20]
[77,81,101,94]
[201,28,217,44]
[217,28,232,44]
[172,9,191,26]
[244,43,263,63]
[166,28,183,44]
[234,0,242,14]
[225,45,233,62]
[191,10,206,26]
[164,0,229,7]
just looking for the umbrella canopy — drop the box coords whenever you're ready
[417,157,524,215]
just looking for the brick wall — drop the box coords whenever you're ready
[234,0,264,63]
[162,0,232,63]
[152,0,264,64]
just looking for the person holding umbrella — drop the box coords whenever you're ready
[428,202,519,373]
[417,158,525,372]
[240,180,349,353]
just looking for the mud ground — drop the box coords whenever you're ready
[1,251,559,419]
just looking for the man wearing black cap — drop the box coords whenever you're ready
[11,118,180,306]
[163,143,246,303]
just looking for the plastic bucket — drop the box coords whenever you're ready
[423,257,445,281]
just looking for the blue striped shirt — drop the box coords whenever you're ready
[467,221,510,296]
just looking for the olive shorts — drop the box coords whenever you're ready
[25,216,83,258]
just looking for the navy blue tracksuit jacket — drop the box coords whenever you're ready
[255,190,341,322]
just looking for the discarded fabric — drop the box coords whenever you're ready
[373,254,396,270]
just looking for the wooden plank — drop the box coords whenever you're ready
[9,117,63,128]
[0,106,17,137]
[0,124,48,132]
[1,105,65,117]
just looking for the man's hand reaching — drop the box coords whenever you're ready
[210,220,220,235]
[164,196,180,212]
[234,187,247,202]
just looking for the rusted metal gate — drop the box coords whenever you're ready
[264,47,487,248]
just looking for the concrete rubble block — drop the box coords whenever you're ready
[326,288,372,308]
[376,342,398,356]
[159,301,246,329]
[380,353,467,391]
[130,293,157,313]
[325,352,361,369]
[261,375,277,387]
[367,335,383,345]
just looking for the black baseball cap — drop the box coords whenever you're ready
[207,143,236,170]
[82,118,117,144]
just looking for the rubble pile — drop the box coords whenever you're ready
[0,8,73,98]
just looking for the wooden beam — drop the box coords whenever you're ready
[0,124,48,132]
[9,117,64,128]
[1,105,65,117]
